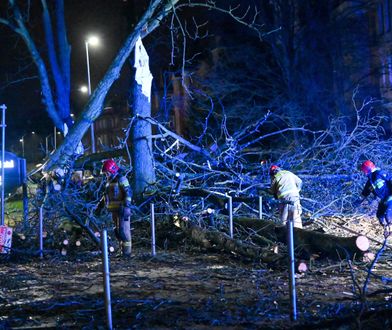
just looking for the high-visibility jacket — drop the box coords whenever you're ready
[362,169,392,202]
[270,170,302,200]
[105,173,132,211]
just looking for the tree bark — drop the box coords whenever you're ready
[132,84,156,199]
[234,217,369,260]
[174,217,282,263]
[44,0,179,170]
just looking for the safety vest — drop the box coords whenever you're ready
[105,175,132,211]
[271,170,302,199]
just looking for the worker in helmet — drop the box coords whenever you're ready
[269,164,303,228]
[102,159,133,256]
[359,160,392,237]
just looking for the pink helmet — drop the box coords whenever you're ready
[102,159,119,175]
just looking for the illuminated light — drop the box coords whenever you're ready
[207,208,214,214]
[175,172,180,177]
[32,131,35,135]
[87,35,99,46]
[80,86,88,93]
[0,160,15,169]
[70,113,74,117]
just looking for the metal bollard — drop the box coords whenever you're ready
[287,218,297,321]
[228,196,233,238]
[258,196,263,220]
[101,229,113,330]
[151,203,156,256]
[21,159,29,228]
[39,206,44,259]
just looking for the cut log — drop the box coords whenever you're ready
[275,225,369,260]
[174,216,282,263]
[233,217,369,260]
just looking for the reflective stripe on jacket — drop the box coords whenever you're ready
[105,174,132,211]
[362,169,392,201]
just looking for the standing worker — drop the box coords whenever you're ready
[102,159,133,256]
[358,160,392,238]
[269,164,303,228]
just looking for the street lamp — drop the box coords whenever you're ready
[80,85,88,94]
[85,35,99,153]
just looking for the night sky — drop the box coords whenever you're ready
[0,0,135,151]
[0,1,385,157]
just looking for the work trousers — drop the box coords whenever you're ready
[111,210,132,255]
[278,199,303,229]
[377,199,392,227]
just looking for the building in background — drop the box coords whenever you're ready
[82,100,129,153]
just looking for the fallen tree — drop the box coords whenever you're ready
[173,215,282,264]
[234,217,369,260]
[171,213,369,263]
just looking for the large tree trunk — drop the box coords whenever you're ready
[132,84,156,199]
[234,218,369,260]
[174,217,281,263]
[131,36,156,199]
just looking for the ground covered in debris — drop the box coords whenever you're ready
[0,215,391,329]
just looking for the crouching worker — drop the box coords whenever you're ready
[102,159,133,256]
[269,164,303,228]
[358,160,392,238]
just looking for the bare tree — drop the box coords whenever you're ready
[0,1,267,198]
[0,0,71,131]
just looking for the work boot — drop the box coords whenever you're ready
[122,241,132,257]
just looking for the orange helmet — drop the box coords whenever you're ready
[102,159,119,175]
[360,160,376,175]
[269,164,280,176]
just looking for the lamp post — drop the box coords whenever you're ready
[0,104,6,226]
[45,134,51,157]
[85,35,99,154]
[19,135,25,158]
